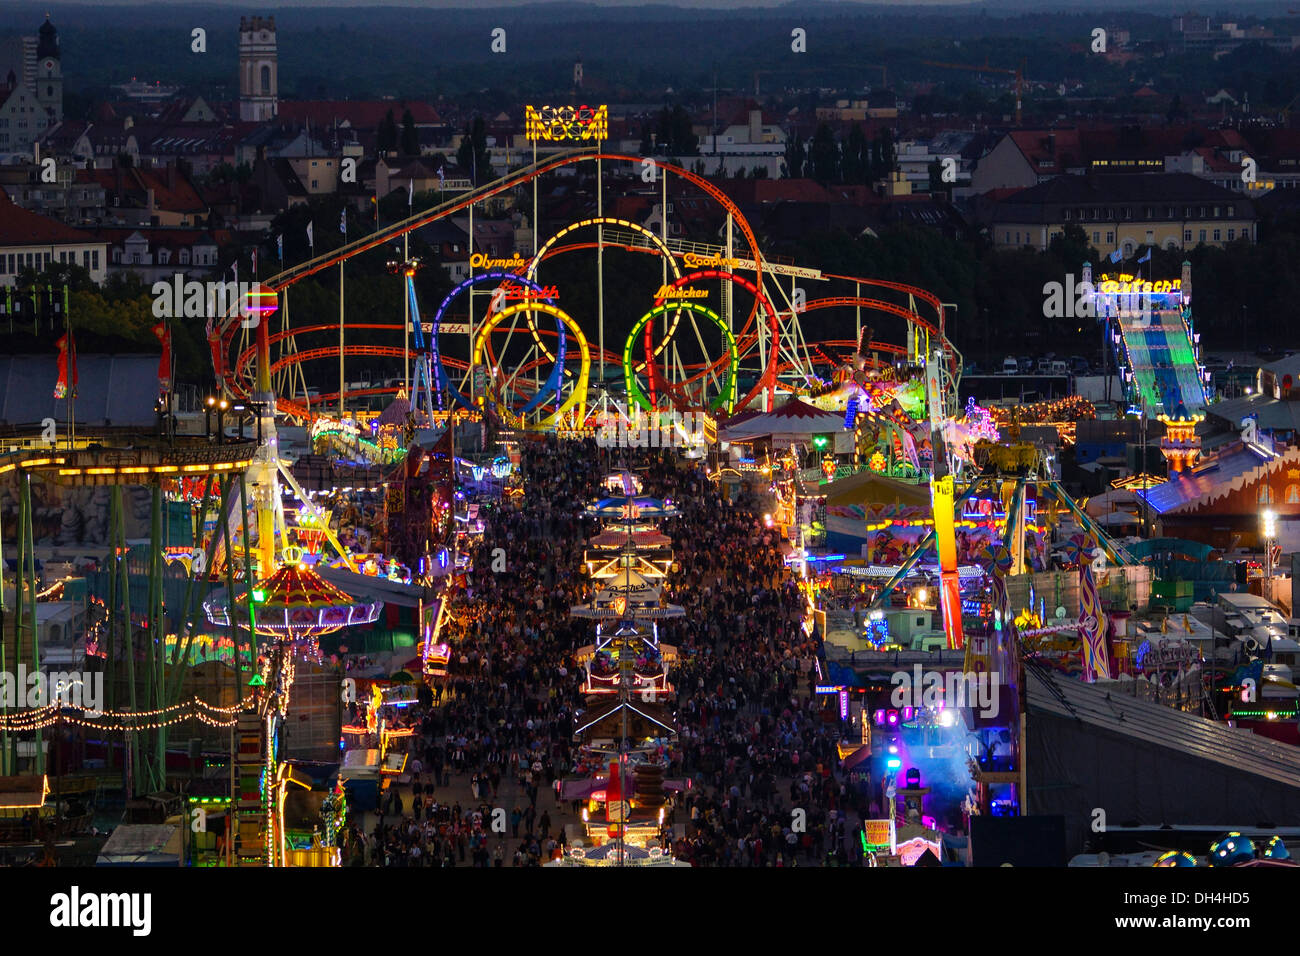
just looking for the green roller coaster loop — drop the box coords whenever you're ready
[623,302,738,413]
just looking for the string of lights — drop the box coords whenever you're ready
[0,694,254,732]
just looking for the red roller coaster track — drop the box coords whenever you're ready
[217,149,953,420]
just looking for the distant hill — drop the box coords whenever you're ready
[0,2,1296,106]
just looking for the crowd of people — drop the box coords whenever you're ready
[342,434,870,866]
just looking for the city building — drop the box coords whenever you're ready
[981,173,1255,253]
[238,15,278,122]
[85,165,208,228]
[0,161,106,224]
[0,16,63,158]
[98,227,222,283]
[0,193,108,285]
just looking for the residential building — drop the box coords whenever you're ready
[971,127,1251,195]
[0,194,108,285]
[1172,15,1298,55]
[98,227,222,283]
[982,173,1255,253]
[0,162,106,224]
[85,165,208,228]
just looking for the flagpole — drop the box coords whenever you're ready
[65,284,73,451]
[405,180,412,397]
[340,208,348,420]
[339,259,345,420]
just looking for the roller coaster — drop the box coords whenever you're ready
[210,149,959,431]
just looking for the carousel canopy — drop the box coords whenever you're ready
[376,395,411,427]
[587,528,673,549]
[586,496,680,518]
[720,398,847,440]
[205,564,383,636]
[574,698,677,738]
[571,570,685,619]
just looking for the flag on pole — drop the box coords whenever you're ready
[153,321,172,393]
[340,208,347,235]
[54,331,77,399]
[1108,249,1122,264]
[1137,248,1151,263]
[408,179,414,207]
[277,234,283,262]
[306,221,314,250]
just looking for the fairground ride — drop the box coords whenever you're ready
[206,123,959,435]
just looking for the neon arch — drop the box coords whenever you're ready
[472,302,591,428]
[221,155,774,416]
[624,302,738,414]
[431,270,556,410]
[525,216,683,364]
[650,269,779,410]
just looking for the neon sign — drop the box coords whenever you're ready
[469,253,527,271]
[1097,273,1181,294]
[497,284,559,300]
[654,284,708,299]
[525,105,608,142]
[960,497,1037,523]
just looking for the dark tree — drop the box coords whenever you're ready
[785,133,805,179]
[654,104,699,156]
[456,116,492,184]
[400,109,420,156]
[843,124,867,184]
[1166,93,1187,125]
[378,109,398,154]
[809,123,839,184]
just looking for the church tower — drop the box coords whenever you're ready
[238,15,278,122]
[34,15,62,130]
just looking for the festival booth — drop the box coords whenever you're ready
[821,470,932,556]
[570,571,686,621]
[546,842,690,866]
[720,398,854,454]
[279,764,346,866]
[586,528,672,549]
[576,620,677,696]
[95,824,183,866]
[821,469,1049,572]
[338,749,381,812]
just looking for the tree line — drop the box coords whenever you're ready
[784,123,897,185]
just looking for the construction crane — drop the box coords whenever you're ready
[922,58,1025,126]
[752,65,888,98]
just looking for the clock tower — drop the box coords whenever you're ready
[35,15,62,128]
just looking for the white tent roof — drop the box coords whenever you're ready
[721,398,846,439]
